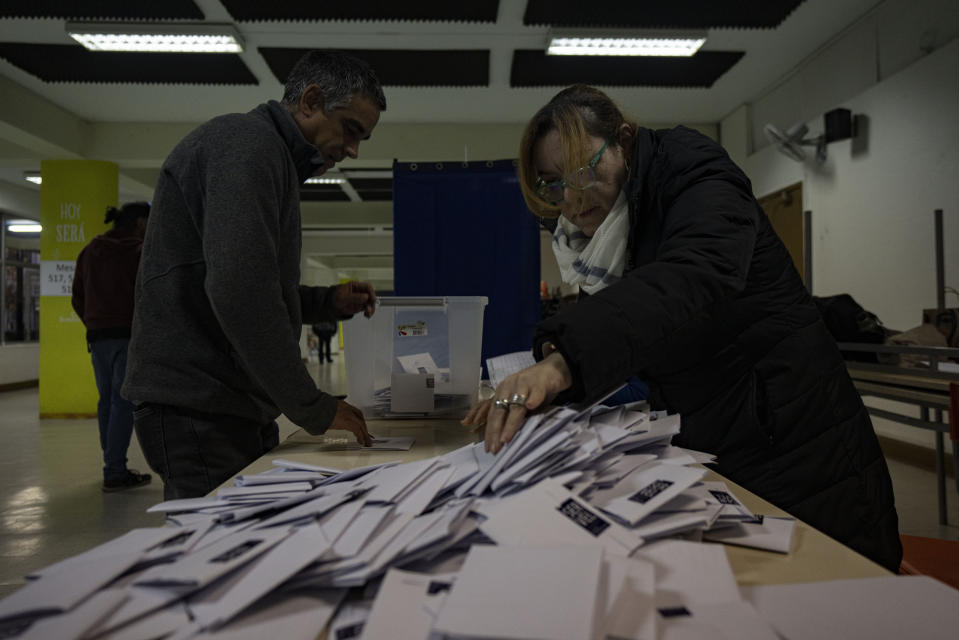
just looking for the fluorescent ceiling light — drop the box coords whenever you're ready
[305,177,346,185]
[547,30,707,57]
[23,174,41,185]
[6,220,42,233]
[66,22,244,53]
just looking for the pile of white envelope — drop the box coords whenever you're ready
[2,402,957,640]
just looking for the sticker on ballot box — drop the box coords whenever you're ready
[397,321,427,337]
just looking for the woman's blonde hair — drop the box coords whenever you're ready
[518,85,637,219]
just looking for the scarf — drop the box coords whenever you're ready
[551,190,629,294]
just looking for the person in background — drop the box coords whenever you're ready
[463,85,902,572]
[123,51,383,499]
[72,202,152,492]
[312,320,337,363]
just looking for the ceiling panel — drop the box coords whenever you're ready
[511,50,744,88]
[349,178,392,191]
[0,44,257,84]
[354,190,393,202]
[0,0,204,20]
[300,191,351,202]
[260,48,489,87]
[523,0,805,28]
[221,0,499,23]
[300,184,350,202]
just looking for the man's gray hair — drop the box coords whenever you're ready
[281,50,386,113]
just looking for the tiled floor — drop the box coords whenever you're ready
[1,355,957,600]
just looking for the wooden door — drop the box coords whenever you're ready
[758,182,805,284]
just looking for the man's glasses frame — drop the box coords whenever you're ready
[535,140,610,205]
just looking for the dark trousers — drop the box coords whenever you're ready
[133,404,279,500]
[317,333,333,362]
[89,338,135,480]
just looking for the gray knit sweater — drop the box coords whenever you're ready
[123,101,339,434]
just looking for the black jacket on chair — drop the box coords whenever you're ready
[535,126,902,572]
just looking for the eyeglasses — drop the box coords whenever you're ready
[535,140,609,205]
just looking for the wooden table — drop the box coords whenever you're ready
[239,418,890,586]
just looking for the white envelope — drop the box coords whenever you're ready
[135,527,290,588]
[147,498,233,514]
[271,458,342,474]
[317,460,400,486]
[27,527,198,578]
[251,485,364,530]
[432,544,605,640]
[84,583,193,638]
[702,515,796,553]
[591,463,706,526]
[393,466,455,516]
[634,540,742,610]
[396,352,441,375]
[362,569,456,640]
[313,499,365,553]
[658,600,780,640]
[14,587,128,640]
[233,471,327,486]
[331,504,395,559]
[363,459,441,505]
[602,555,657,640]
[632,508,719,541]
[702,481,756,522]
[0,550,143,621]
[592,453,658,487]
[437,443,481,492]
[90,601,191,640]
[458,413,550,497]
[327,509,430,586]
[217,482,313,498]
[314,436,415,452]
[203,589,346,640]
[490,426,573,492]
[327,600,371,640]
[479,479,644,558]
[189,523,331,631]
[742,576,959,640]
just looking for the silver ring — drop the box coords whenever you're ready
[493,399,510,410]
[508,393,528,406]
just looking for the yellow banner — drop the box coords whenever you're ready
[39,159,118,418]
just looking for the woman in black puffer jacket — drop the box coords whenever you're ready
[464,84,902,572]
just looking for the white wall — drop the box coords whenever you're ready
[0,181,40,219]
[736,37,959,333]
[723,25,959,451]
[748,0,959,155]
[0,343,38,385]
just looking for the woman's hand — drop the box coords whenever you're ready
[461,352,573,454]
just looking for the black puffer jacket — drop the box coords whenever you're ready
[535,126,902,571]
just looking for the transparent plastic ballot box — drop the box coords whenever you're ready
[341,296,488,418]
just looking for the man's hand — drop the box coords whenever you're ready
[461,351,574,454]
[333,281,377,318]
[328,399,374,446]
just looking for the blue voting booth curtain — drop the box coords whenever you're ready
[393,159,541,375]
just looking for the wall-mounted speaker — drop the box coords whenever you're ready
[824,108,856,142]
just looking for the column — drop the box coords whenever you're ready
[38,159,117,417]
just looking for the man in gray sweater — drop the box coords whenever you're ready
[123,51,386,499]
